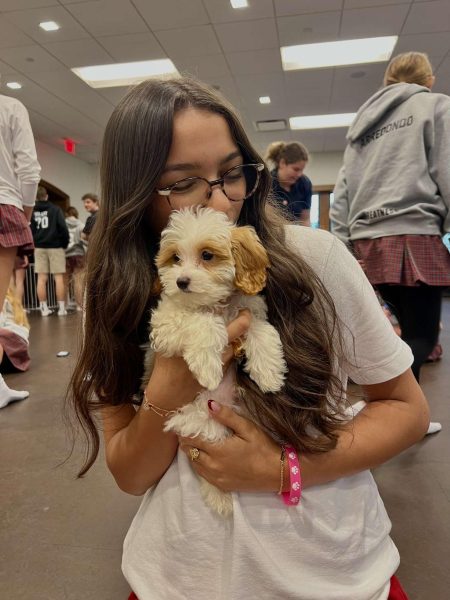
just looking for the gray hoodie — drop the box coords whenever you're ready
[65,216,85,258]
[330,83,450,244]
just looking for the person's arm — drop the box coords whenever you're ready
[330,165,351,245]
[299,176,312,226]
[179,368,428,492]
[11,102,41,209]
[57,208,70,248]
[102,312,251,495]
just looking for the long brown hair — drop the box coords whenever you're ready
[69,77,346,476]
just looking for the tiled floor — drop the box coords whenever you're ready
[1,300,449,599]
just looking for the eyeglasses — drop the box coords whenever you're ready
[156,163,264,209]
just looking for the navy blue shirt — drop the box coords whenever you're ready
[271,170,312,218]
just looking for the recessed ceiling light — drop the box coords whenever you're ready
[72,59,179,89]
[281,36,397,71]
[230,0,248,8]
[6,82,22,90]
[259,96,271,104]
[39,21,60,32]
[289,113,356,130]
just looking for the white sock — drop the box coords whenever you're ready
[40,301,49,311]
[0,374,29,409]
[58,301,66,311]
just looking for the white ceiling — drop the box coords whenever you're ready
[1,0,449,164]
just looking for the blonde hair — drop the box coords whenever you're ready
[5,285,29,330]
[265,141,309,167]
[383,52,433,87]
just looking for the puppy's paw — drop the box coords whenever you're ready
[185,350,223,391]
[200,478,233,518]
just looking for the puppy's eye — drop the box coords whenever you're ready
[201,250,214,261]
[173,254,181,263]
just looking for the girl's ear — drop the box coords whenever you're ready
[231,226,269,295]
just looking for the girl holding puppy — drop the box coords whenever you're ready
[70,77,429,600]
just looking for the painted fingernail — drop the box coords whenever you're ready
[208,399,221,413]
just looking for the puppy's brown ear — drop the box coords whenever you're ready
[150,275,162,296]
[231,226,269,295]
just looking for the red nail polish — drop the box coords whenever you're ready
[208,399,220,412]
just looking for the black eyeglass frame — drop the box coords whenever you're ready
[156,163,265,205]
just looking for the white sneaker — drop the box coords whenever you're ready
[426,422,442,435]
[58,308,68,316]
[40,307,53,316]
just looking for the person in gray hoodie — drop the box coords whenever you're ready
[65,206,85,310]
[331,52,450,431]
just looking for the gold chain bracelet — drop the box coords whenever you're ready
[141,390,179,418]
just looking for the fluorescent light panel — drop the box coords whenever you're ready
[39,21,60,31]
[6,82,22,90]
[230,0,249,7]
[281,36,397,71]
[290,113,356,130]
[259,96,271,104]
[72,59,179,88]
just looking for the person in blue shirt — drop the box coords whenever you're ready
[266,141,312,225]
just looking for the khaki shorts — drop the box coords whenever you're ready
[34,248,66,274]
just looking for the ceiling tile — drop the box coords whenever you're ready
[323,129,347,151]
[344,0,409,7]
[234,72,287,104]
[173,54,231,79]
[3,6,90,44]
[28,70,115,126]
[226,48,283,75]
[65,0,148,37]
[43,39,114,68]
[277,12,341,46]
[275,0,343,16]
[214,19,278,52]
[205,0,274,23]
[340,4,410,38]
[199,75,241,107]
[133,0,209,30]
[402,0,450,34]
[97,32,166,62]
[0,0,59,9]
[394,32,450,63]
[155,25,222,58]
[96,86,130,105]
[329,63,386,111]
[0,16,34,48]
[0,44,66,73]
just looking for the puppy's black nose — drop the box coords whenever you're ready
[176,276,191,291]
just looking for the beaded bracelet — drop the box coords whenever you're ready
[282,445,302,506]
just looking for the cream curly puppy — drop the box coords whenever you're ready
[146,208,287,517]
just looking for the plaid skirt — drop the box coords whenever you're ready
[354,235,450,287]
[0,204,34,256]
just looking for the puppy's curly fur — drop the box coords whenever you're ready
[144,208,287,517]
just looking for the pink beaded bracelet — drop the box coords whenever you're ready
[282,445,302,506]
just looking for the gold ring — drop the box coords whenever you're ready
[189,447,200,462]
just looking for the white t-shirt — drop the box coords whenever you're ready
[122,226,413,600]
[0,94,41,209]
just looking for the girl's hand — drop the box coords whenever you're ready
[147,310,252,410]
[179,401,281,493]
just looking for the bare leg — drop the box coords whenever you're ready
[0,247,18,308]
[54,273,65,302]
[37,273,48,303]
[14,268,26,303]
[73,268,84,307]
